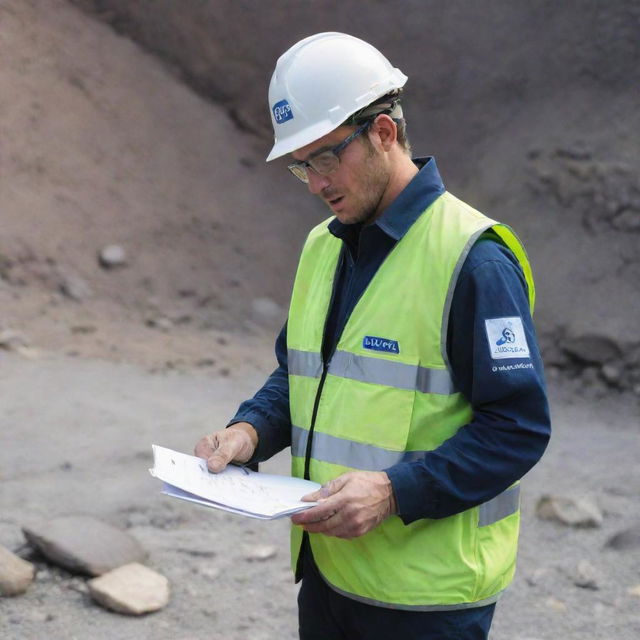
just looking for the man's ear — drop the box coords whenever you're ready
[371,114,397,151]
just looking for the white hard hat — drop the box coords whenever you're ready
[266,32,408,161]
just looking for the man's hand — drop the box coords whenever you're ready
[194,422,258,473]
[290,471,397,539]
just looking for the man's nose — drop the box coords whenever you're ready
[306,169,331,195]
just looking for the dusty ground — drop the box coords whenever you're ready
[1,1,639,639]
[0,352,639,640]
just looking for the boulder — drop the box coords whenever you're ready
[22,515,146,576]
[88,562,169,615]
[0,544,35,596]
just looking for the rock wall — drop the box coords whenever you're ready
[67,0,640,394]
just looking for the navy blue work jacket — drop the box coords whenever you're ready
[231,157,550,524]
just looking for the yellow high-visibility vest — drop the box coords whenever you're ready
[287,191,535,610]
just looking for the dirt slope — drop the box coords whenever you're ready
[67,0,640,393]
[0,0,309,370]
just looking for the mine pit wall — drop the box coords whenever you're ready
[69,0,640,395]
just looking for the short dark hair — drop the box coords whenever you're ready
[346,90,411,155]
[394,118,411,155]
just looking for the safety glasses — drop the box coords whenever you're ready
[287,120,372,183]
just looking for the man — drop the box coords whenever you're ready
[195,32,550,639]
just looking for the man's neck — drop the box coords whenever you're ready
[372,154,419,222]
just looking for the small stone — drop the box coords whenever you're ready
[605,524,640,551]
[98,245,127,269]
[251,297,282,320]
[562,335,621,366]
[525,567,551,587]
[70,325,97,335]
[628,584,640,597]
[27,609,54,623]
[15,346,39,360]
[60,274,92,301]
[197,566,221,581]
[88,563,169,615]
[146,317,173,332]
[66,577,89,594]
[0,330,29,351]
[36,568,52,581]
[0,544,35,596]
[536,495,603,528]
[244,545,277,562]
[601,363,622,386]
[612,209,640,232]
[573,560,600,590]
[22,515,147,576]
[581,366,601,387]
[545,596,567,612]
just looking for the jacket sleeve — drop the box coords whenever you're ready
[384,236,551,524]
[227,322,293,462]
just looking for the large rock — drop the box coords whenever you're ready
[22,515,146,576]
[535,495,603,528]
[88,562,169,615]
[0,544,35,596]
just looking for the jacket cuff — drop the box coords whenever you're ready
[384,462,441,525]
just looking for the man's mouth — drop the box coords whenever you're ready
[327,196,344,209]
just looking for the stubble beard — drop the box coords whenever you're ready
[329,149,391,226]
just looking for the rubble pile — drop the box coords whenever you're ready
[1,515,169,616]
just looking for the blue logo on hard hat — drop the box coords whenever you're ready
[272,99,294,124]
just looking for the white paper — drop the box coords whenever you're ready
[149,445,320,520]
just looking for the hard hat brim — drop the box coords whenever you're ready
[266,118,342,162]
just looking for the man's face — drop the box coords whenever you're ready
[291,125,390,226]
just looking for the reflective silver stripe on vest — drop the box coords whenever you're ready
[288,349,323,378]
[292,425,440,472]
[328,350,457,395]
[293,425,520,526]
[319,574,504,611]
[478,485,520,527]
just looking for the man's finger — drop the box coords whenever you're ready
[206,441,237,472]
[301,475,349,502]
[194,434,217,459]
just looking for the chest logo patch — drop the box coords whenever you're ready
[484,317,530,359]
[362,336,400,354]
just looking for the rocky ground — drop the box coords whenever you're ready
[1,1,639,639]
[0,350,639,640]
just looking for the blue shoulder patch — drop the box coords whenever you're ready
[362,336,400,354]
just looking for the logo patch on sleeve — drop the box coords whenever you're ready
[362,336,400,354]
[484,317,530,359]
